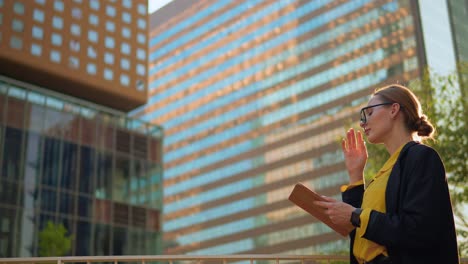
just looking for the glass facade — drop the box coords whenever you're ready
[0,76,163,257]
[138,0,424,255]
[446,0,468,92]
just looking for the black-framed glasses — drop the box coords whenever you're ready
[360,103,394,124]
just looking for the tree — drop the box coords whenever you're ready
[38,221,72,257]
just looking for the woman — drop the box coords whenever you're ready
[316,84,459,263]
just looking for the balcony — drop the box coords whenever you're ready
[0,255,467,264]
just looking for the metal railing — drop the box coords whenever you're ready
[0,255,467,264]
[0,255,347,264]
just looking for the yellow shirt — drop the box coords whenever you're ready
[353,144,404,263]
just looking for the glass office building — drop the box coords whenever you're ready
[0,76,163,257]
[447,0,468,92]
[0,0,163,257]
[138,0,426,255]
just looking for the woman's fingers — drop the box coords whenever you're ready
[357,130,367,153]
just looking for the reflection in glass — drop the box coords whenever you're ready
[0,81,163,256]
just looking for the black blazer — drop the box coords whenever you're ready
[342,141,459,264]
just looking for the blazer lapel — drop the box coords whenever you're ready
[386,141,419,213]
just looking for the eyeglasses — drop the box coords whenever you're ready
[360,102,394,124]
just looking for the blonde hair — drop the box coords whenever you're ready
[374,84,435,139]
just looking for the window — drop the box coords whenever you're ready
[121,59,130,70]
[120,74,129,86]
[136,64,145,76]
[137,4,146,15]
[122,12,131,24]
[104,68,113,80]
[105,36,115,49]
[31,43,42,56]
[137,33,146,44]
[106,6,116,17]
[68,56,79,69]
[33,9,45,23]
[71,24,80,36]
[51,33,62,46]
[87,63,97,75]
[106,21,115,32]
[10,36,22,49]
[88,30,98,43]
[121,43,130,55]
[35,0,45,4]
[70,40,80,52]
[87,46,97,59]
[136,80,145,91]
[137,18,146,30]
[89,14,98,26]
[0,14,3,26]
[72,8,82,19]
[104,52,114,65]
[122,0,131,9]
[12,19,24,32]
[89,0,99,10]
[32,26,43,40]
[52,16,63,29]
[122,27,131,38]
[13,2,25,15]
[50,50,61,63]
[136,49,145,60]
[54,1,64,12]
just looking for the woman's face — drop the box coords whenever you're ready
[360,96,393,144]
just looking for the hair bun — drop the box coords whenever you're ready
[415,115,434,137]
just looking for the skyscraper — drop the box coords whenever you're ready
[0,0,163,257]
[446,0,468,92]
[0,0,149,111]
[140,0,428,255]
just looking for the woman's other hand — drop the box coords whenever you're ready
[315,196,356,234]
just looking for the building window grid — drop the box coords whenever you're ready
[149,14,394,127]
[0,82,162,256]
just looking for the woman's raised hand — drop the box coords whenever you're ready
[342,128,368,184]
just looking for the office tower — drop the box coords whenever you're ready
[446,0,468,92]
[140,0,428,255]
[0,0,149,111]
[0,0,164,257]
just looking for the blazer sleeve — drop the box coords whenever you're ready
[362,145,451,249]
[342,184,364,264]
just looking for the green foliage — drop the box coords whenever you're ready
[38,221,72,257]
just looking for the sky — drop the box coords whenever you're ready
[148,0,174,13]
